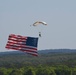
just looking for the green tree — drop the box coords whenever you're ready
[49,67,56,75]
[9,69,23,75]
[24,67,36,75]
[55,65,71,75]
[72,67,76,75]
[0,67,7,75]
[36,65,51,75]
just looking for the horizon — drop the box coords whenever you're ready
[0,48,76,53]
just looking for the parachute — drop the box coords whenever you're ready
[33,21,47,26]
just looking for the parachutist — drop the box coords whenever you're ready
[39,32,41,37]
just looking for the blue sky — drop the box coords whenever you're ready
[0,0,76,52]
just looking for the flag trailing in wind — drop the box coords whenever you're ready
[5,34,38,56]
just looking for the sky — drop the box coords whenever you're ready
[0,0,76,52]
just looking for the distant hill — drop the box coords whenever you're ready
[0,49,76,55]
[38,49,76,54]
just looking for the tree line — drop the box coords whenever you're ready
[0,53,76,67]
[0,65,76,75]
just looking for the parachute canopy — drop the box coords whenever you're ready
[33,21,47,26]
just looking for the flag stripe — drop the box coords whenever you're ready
[6,46,37,53]
[23,51,38,56]
[8,37,27,42]
[6,43,37,50]
[6,46,38,56]
[6,45,37,52]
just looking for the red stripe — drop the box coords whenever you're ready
[6,44,37,50]
[19,49,37,53]
[6,46,38,56]
[6,46,37,53]
[6,45,37,51]
[6,46,38,57]
[7,41,26,46]
[9,34,27,39]
[8,38,27,42]
[5,46,21,50]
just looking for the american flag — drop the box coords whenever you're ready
[5,34,38,56]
